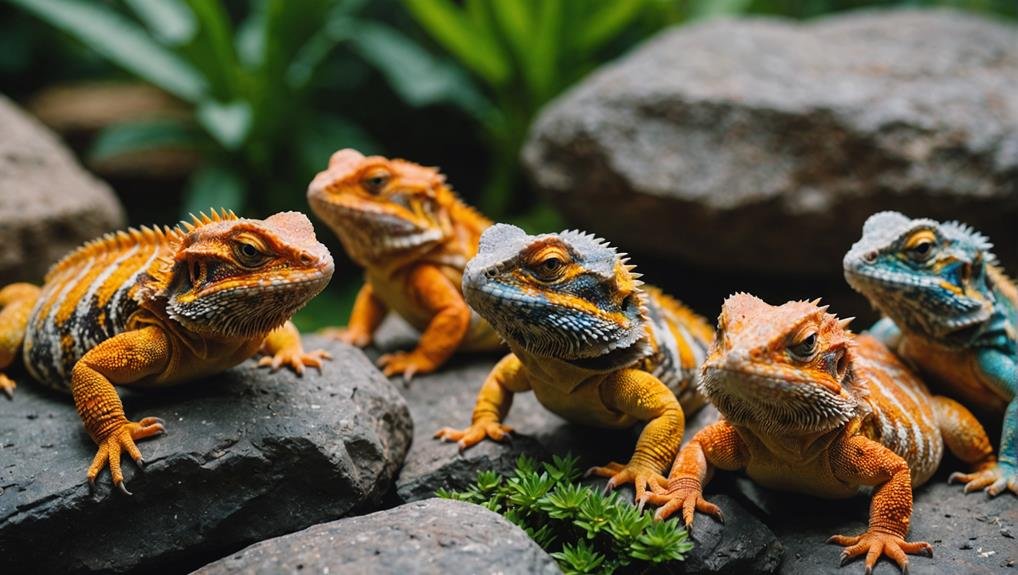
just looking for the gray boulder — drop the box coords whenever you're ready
[0,336,412,574]
[0,94,125,285]
[523,9,1018,276]
[191,498,562,575]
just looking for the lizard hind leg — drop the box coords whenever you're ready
[0,283,41,399]
[931,395,1010,495]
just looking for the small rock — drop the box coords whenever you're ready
[0,94,125,285]
[523,9,1018,278]
[680,494,783,575]
[191,498,561,575]
[0,337,411,574]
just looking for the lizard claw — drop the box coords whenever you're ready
[258,348,332,376]
[950,461,1018,497]
[319,327,371,348]
[379,351,438,382]
[85,416,166,494]
[829,530,931,574]
[586,460,666,503]
[434,420,514,451]
[0,374,15,400]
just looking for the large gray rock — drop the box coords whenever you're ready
[0,94,125,285]
[0,336,411,574]
[523,9,1018,277]
[192,498,562,575]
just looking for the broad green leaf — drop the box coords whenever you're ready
[89,119,202,161]
[488,0,530,63]
[182,164,245,217]
[403,0,509,86]
[197,100,251,149]
[9,0,206,101]
[347,21,491,120]
[576,0,647,52]
[235,0,267,68]
[122,0,196,46]
[526,0,562,104]
[182,0,239,99]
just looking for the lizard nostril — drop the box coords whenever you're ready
[299,254,314,266]
[863,251,877,264]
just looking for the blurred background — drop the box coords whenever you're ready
[2,0,1015,331]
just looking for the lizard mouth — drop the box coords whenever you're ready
[701,365,857,434]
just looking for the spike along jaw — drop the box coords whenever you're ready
[306,148,453,264]
[163,211,335,339]
[843,211,996,340]
[463,224,650,371]
[701,294,860,436]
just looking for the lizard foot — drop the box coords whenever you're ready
[319,326,371,348]
[86,416,166,494]
[639,476,722,525]
[828,530,932,574]
[434,419,513,452]
[258,348,332,376]
[950,462,1018,497]
[586,460,667,503]
[0,373,15,399]
[378,350,438,382]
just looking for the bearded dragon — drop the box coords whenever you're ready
[307,149,501,380]
[844,212,1018,496]
[434,224,713,501]
[642,294,1001,574]
[0,209,334,493]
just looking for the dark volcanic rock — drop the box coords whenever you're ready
[0,94,125,285]
[192,498,561,575]
[523,9,1018,277]
[681,493,784,575]
[0,336,411,574]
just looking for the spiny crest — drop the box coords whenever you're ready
[941,219,997,264]
[175,208,240,234]
[45,223,178,282]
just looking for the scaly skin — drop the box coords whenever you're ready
[307,149,501,380]
[642,294,1000,574]
[435,224,713,502]
[0,209,334,493]
[845,211,1018,496]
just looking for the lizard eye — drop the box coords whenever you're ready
[534,257,564,281]
[908,239,934,261]
[234,241,270,268]
[362,170,390,194]
[788,332,818,361]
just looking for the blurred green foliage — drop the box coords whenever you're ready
[4,0,1014,331]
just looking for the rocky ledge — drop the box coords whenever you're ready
[377,320,1015,574]
[0,336,412,574]
[523,9,1018,278]
[193,498,561,575]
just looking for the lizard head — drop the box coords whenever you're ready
[307,148,455,265]
[152,210,334,338]
[463,224,650,370]
[701,293,863,435]
[843,211,997,341]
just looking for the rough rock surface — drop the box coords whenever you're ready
[192,498,562,575]
[0,94,125,285]
[523,9,1018,277]
[0,336,411,574]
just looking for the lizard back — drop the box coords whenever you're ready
[23,226,181,389]
[640,287,713,413]
[853,335,943,486]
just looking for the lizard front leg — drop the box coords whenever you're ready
[434,354,528,450]
[642,421,747,524]
[72,326,171,494]
[378,264,470,380]
[829,434,932,574]
[930,395,1005,494]
[0,283,40,399]
[258,320,332,376]
[586,369,686,502]
[321,282,386,347]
